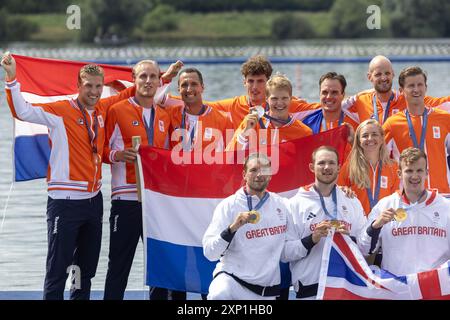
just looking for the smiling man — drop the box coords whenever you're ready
[382,66,450,195]
[1,52,135,300]
[227,74,312,151]
[342,55,450,124]
[283,146,366,299]
[168,68,233,152]
[203,153,291,300]
[358,147,450,275]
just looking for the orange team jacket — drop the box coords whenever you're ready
[104,97,171,199]
[6,78,135,196]
[318,114,359,161]
[343,90,450,124]
[208,95,320,130]
[382,107,450,194]
[226,116,313,151]
[167,104,233,151]
[338,160,400,215]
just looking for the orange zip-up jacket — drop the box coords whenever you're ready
[343,90,450,124]
[226,116,312,151]
[338,160,400,215]
[210,95,320,130]
[104,97,170,200]
[6,79,134,198]
[167,104,233,151]
[383,107,450,194]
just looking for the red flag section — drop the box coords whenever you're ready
[139,126,348,198]
[12,54,132,96]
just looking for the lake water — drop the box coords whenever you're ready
[1,48,450,292]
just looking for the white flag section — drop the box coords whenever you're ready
[317,232,450,300]
[137,127,349,294]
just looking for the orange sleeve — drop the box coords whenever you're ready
[208,98,234,113]
[289,98,320,113]
[99,85,135,111]
[103,104,120,164]
[425,95,450,106]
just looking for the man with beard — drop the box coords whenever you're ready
[342,55,450,125]
[382,66,450,196]
[358,148,450,275]
[283,146,366,299]
[203,153,290,300]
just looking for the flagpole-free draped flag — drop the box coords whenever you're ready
[10,54,133,181]
[137,126,348,294]
[317,232,450,300]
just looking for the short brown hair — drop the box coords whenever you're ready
[398,66,427,88]
[243,152,271,172]
[311,146,339,164]
[178,67,204,86]
[241,55,273,79]
[266,74,292,96]
[319,72,347,93]
[78,64,104,84]
[399,147,427,170]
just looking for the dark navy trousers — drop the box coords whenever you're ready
[44,192,103,300]
[103,199,186,300]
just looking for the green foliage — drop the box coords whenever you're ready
[389,0,450,37]
[141,4,178,33]
[0,8,39,41]
[330,0,387,38]
[161,0,334,12]
[1,0,72,13]
[271,13,316,39]
[79,0,155,42]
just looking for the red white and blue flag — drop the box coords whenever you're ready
[137,127,348,294]
[318,232,450,300]
[9,54,134,181]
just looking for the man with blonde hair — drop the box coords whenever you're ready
[103,59,183,300]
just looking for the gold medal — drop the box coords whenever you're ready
[248,210,261,224]
[329,220,341,228]
[394,208,407,222]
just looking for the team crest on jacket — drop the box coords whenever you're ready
[276,208,284,220]
[158,120,165,132]
[432,211,440,224]
[77,118,84,125]
[341,206,348,215]
[97,115,104,128]
[132,120,139,126]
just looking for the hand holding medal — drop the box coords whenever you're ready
[247,210,261,224]
[394,208,407,222]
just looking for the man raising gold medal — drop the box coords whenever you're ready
[203,153,291,300]
[358,147,450,276]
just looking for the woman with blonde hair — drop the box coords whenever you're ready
[338,119,400,216]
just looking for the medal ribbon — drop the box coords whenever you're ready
[366,161,382,210]
[321,111,344,132]
[314,185,338,220]
[372,93,394,123]
[181,104,206,150]
[406,109,428,151]
[244,188,270,211]
[76,99,98,156]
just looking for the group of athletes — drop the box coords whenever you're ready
[1,50,450,300]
